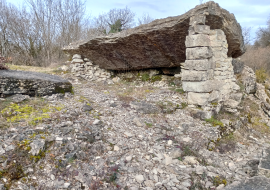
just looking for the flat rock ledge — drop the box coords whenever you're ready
[0,70,72,97]
[63,1,245,71]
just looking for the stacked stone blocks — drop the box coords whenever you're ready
[182,14,238,105]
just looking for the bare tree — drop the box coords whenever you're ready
[137,13,154,26]
[0,0,90,66]
[93,6,135,34]
[242,26,253,46]
[255,15,270,47]
[106,7,135,30]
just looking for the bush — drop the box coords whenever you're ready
[0,54,8,70]
[0,63,8,70]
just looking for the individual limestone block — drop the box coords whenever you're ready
[194,25,210,34]
[186,47,212,60]
[215,58,233,68]
[185,34,210,47]
[188,92,210,105]
[210,29,228,47]
[181,69,214,81]
[189,14,206,25]
[72,54,81,59]
[71,58,84,63]
[182,80,224,92]
[183,59,215,70]
[189,25,210,35]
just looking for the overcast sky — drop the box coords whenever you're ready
[6,0,270,41]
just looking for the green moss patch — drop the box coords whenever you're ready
[0,99,64,125]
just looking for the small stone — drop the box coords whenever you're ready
[216,184,225,189]
[114,146,120,151]
[135,175,144,183]
[182,180,191,187]
[126,156,132,161]
[63,183,70,188]
[183,137,192,142]
[29,140,45,156]
[144,180,155,187]
[5,145,15,152]
[93,119,101,125]
[72,54,81,59]
[0,147,5,155]
[168,140,173,145]
[56,137,63,141]
[169,149,182,158]
[133,117,143,127]
[183,156,199,165]
[124,132,133,138]
[163,154,173,165]
[51,174,55,180]
[228,162,236,171]
[196,166,204,175]
[82,104,93,112]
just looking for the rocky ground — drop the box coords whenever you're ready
[1,68,270,190]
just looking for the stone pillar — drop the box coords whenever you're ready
[182,14,239,106]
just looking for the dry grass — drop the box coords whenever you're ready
[5,63,59,74]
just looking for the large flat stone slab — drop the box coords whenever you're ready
[0,70,72,97]
[63,1,245,71]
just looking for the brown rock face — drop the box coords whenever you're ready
[63,1,245,71]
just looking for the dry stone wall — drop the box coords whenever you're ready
[182,14,239,106]
[70,54,112,82]
[0,70,72,98]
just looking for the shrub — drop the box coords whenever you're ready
[0,63,9,70]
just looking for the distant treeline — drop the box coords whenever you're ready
[0,0,154,67]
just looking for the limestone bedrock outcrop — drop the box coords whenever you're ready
[63,1,245,71]
[0,70,72,97]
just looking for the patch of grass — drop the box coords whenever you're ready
[150,75,162,82]
[236,81,245,92]
[211,102,218,106]
[6,63,56,74]
[181,102,188,109]
[205,117,224,127]
[255,68,268,83]
[175,88,185,94]
[252,117,270,134]
[175,144,208,166]
[141,73,150,82]
[145,122,153,128]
